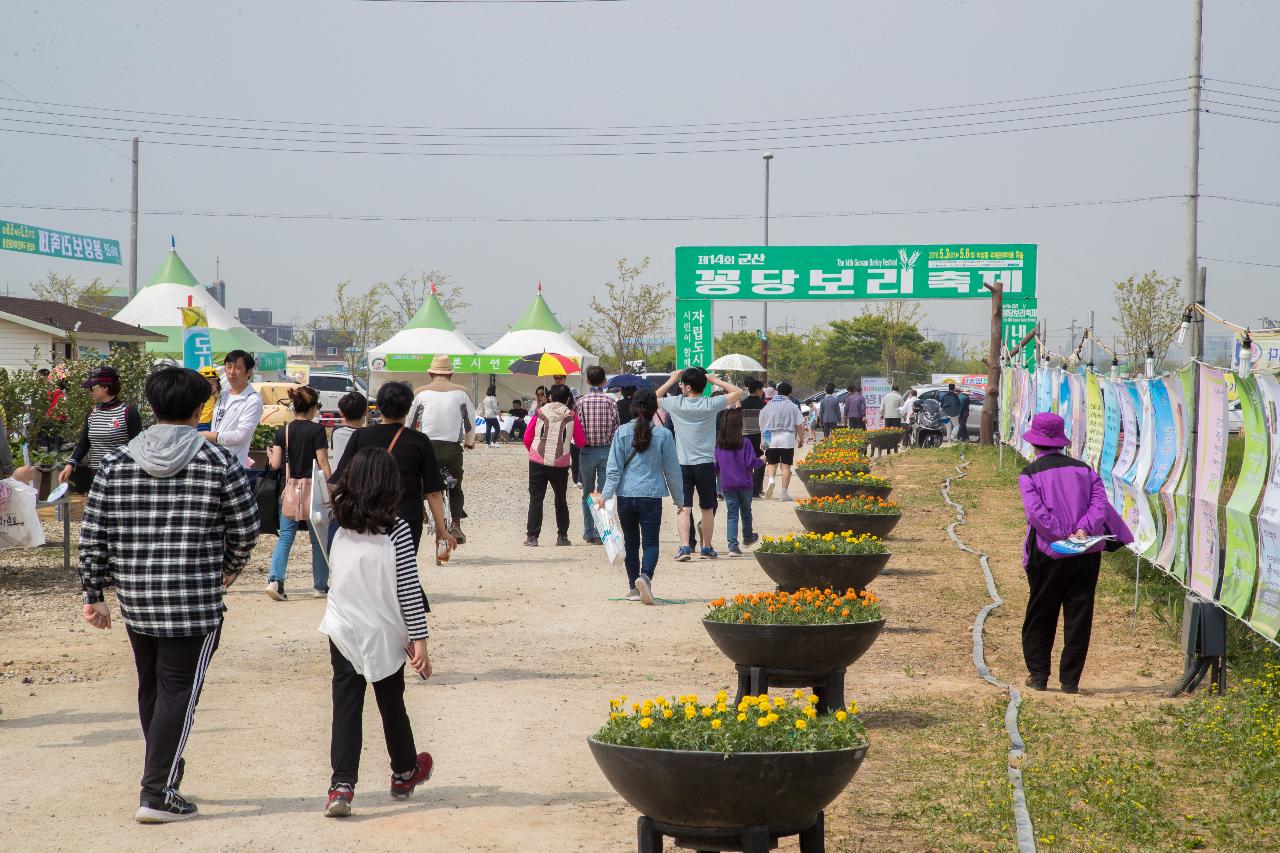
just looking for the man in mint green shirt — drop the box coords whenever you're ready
[655,367,743,560]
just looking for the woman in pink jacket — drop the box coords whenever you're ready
[523,384,586,547]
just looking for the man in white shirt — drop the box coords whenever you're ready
[881,386,905,428]
[758,381,806,501]
[409,355,475,543]
[205,350,264,476]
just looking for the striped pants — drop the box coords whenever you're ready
[127,624,221,806]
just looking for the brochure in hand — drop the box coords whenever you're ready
[1049,535,1115,556]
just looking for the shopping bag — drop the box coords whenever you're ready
[310,461,332,566]
[0,477,45,550]
[591,498,624,567]
[253,469,282,537]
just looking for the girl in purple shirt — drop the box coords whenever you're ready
[715,409,765,556]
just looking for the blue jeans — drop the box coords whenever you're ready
[269,510,329,591]
[617,496,663,589]
[484,418,500,446]
[579,445,611,538]
[723,489,754,549]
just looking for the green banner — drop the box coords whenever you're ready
[377,353,524,375]
[675,244,1036,301]
[0,218,122,265]
[675,299,713,369]
[1170,365,1196,584]
[1003,297,1038,369]
[1221,375,1268,615]
[255,350,286,372]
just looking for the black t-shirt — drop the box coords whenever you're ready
[510,406,529,420]
[273,420,328,479]
[331,422,446,519]
[617,397,633,425]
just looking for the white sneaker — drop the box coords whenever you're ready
[625,588,641,602]
[634,575,655,605]
[312,589,327,599]
[777,489,793,502]
[764,477,776,499]
[266,581,286,601]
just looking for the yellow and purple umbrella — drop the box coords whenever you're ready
[508,351,582,377]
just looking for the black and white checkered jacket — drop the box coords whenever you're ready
[79,440,259,637]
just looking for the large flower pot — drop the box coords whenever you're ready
[867,431,903,451]
[703,618,886,671]
[803,481,892,500]
[754,550,891,593]
[588,739,869,828]
[795,509,901,538]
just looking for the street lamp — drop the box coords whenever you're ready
[762,152,774,381]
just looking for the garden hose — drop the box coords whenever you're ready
[942,454,1038,853]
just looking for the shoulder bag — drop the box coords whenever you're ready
[281,422,313,522]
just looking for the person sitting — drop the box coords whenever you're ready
[509,399,529,442]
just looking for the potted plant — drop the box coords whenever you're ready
[249,423,275,471]
[702,588,885,672]
[795,449,871,485]
[804,470,892,499]
[589,690,869,828]
[795,494,901,538]
[863,427,904,452]
[754,531,890,592]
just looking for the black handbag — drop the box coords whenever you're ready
[253,468,282,536]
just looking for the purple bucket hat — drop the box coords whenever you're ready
[1022,412,1070,448]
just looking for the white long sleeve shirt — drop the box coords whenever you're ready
[210,385,264,468]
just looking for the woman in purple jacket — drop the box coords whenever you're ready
[715,409,765,556]
[1018,412,1132,694]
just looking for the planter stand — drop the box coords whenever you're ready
[638,811,824,853]
[734,665,846,713]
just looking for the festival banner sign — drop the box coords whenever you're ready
[1019,369,1036,459]
[1231,332,1280,374]
[1170,366,1196,582]
[1127,381,1159,556]
[1220,374,1268,616]
[0,218,122,264]
[675,299,713,370]
[1035,366,1055,415]
[1003,297,1038,369]
[862,377,892,430]
[1250,373,1280,638]
[380,353,527,375]
[1084,372,1104,469]
[1111,382,1139,511]
[1147,378,1178,563]
[1189,366,1229,598]
[1068,373,1087,459]
[1099,380,1122,501]
[180,306,212,371]
[1057,370,1071,423]
[999,367,1016,444]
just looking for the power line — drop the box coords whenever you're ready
[1204,109,1280,126]
[359,0,628,3]
[0,76,129,162]
[1201,256,1280,269]
[0,109,1186,156]
[1204,77,1280,93]
[0,192,1188,223]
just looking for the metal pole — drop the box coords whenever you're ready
[762,152,773,383]
[1194,267,1207,359]
[1185,0,1204,334]
[1089,310,1096,370]
[129,136,139,298]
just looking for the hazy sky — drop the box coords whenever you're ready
[3,0,1278,353]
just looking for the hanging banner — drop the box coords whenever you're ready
[999,367,1016,444]
[1035,366,1054,415]
[862,377,892,430]
[1058,371,1071,425]
[0,218,122,264]
[1147,379,1179,494]
[1068,373,1087,459]
[1156,374,1189,571]
[1125,381,1159,556]
[1188,366,1229,598]
[1019,369,1036,460]
[1171,366,1197,582]
[1251,373,1280,639]
[180,306,212,371]
[1084,372,1104,469]
[1003,297,1038,370]
[1231,332,1280,373]
[1111,381,1139,511]
[1220,375,1268,616]
[674,299,713,370]
[1099,380,1122,503]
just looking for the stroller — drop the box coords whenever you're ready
[911,399,947,448]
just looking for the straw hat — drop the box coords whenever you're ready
[427,354,454,375]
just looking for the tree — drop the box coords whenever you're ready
[384,271,469,327]
[1113,271,1183,373]
[30,272,114,316]
[309,281,398,377]
[583,258,673,371]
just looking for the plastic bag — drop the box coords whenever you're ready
[0,477,45,550]
[591,498,624,567]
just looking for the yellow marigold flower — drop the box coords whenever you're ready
[684,705,697,719]
[662,709,674,719]
[793,689,804,700]
[715,690,728,704]
[849,702,858,714]
[711,718,722,729]
[807,694,819,705]
[757,694,769,704]
[795,719,808,730]
[773,696,786,709]
[766,713,779,724]
[631,703,640,713]
[804,706,818,718]
[757,717,770,728]
[737,713,747,722]
[716,703,728,713]
[639,717,654,729]
[701,707,713,718]
[835,710,848,722]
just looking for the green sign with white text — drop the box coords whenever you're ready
[675,244,1036,301]
[0,219,122,264]
[377,353,525,374]
[675,299,713,369]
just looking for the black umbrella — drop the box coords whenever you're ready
[606,373,652,390]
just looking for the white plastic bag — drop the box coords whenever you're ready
[0,477,45,550]
[310,461,332,565]
[591,498,624,567]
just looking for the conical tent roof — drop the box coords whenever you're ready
[113,247,284,369]
[482,291,592,359]
[369,292,480,364]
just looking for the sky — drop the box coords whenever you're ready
[2,0,1278,354]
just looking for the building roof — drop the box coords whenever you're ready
[148,248,201,287]
[0,296,165,341]
[510,293,565,333]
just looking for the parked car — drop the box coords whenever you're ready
[309,371,369,427]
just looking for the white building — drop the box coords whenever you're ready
[0,296,164,373]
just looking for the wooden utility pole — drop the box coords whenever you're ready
[980,282,1003,445]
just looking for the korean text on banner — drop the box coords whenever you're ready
[0,219,122,265]
[675,299,713,370]
[1084,372,1104,469]
[180,306,212,371]
[1189,366,1229,599]
[1250,373,1280,639]
[1220,375,1268,616]
[861,378,891,430]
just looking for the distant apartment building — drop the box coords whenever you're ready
[237,308,295,348]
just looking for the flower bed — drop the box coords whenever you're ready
[706,588,881,625]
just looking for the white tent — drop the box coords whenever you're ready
[368,291,479,392]
[113,246,285,372]
[481,290,596,405]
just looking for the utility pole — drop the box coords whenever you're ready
[129,136,139,298]
[1194,267,1207,358]
[981,282,1003,446]
[1070,318,1077,356]
[1089,309,1096,370]
[762,152,773,382]
[1185,0,1204,344]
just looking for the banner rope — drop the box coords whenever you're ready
[942,453,1038,853]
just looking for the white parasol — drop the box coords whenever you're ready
[707,353,765,372]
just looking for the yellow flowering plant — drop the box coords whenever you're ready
[595,690,867,752]
[795,495,900,515]
[756,531,887,556]
[706,588,882,625]
[809,471,891,488]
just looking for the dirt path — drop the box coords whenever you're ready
[0,441,1188,852]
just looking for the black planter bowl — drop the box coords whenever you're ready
[588,739,869,828]
[795,509,901,538]
[803,480,893,500]
[703,617,886,671]
[867,431,904,451]
[754,550,891,593]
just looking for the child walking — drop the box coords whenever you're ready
[319,447,434,817]
[715,408,764,556]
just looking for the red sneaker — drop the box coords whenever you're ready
[325,783,354,817]
[389,752,434,799]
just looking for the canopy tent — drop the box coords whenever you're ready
[113,247,285,372]
[480,290,596,406]
[368,290,480,392]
